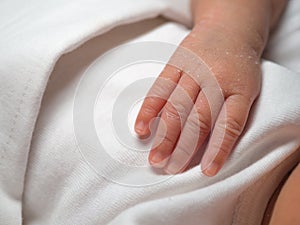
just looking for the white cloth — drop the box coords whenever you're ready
[0,0,300,225]
[0,1,190,224]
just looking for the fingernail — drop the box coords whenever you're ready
[135,120,146,135]
[203,162,219,177]
[149,151,169,168]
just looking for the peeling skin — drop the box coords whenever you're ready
[135,0,288,179]
[134,0,292,223]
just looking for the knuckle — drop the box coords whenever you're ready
[183,81,197,94]
[163,103,181,120]
[164,99,189,121]
[198,115,211,133]
[188,112,210,134]
[217,145,230,159]
[225,117,243,139]
[234,94,253,106]
[161,65,181,79]
[208,143,229,165]
[142,98,159,115]
[162,135,173,145]
[175,144,192,158]
[151,78,176,97]
[156,132,174,147]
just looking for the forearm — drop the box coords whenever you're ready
[191,0,287,56]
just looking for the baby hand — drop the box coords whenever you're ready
[135,25,261,176]
[135,0,286,176]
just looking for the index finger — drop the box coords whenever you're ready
[134,65,181,136]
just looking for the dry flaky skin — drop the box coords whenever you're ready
[135,0,287,176]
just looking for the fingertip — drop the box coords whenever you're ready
[201,161,220,177]
[148,150,169,169]
[134,120,148,136]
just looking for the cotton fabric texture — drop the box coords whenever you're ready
[0,0,300,224]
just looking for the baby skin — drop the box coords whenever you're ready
[268,163,300,225]
[135,0,287,176]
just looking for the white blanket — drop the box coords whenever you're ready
[0,0,300,225]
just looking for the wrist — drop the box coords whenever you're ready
[191,0,273,57]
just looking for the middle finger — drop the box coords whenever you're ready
[149,72,200,168]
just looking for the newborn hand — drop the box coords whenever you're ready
[135,0,286,176]
[135,25,261,176]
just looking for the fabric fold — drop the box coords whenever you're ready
[0,1,191,223]
[0,0,300,224]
